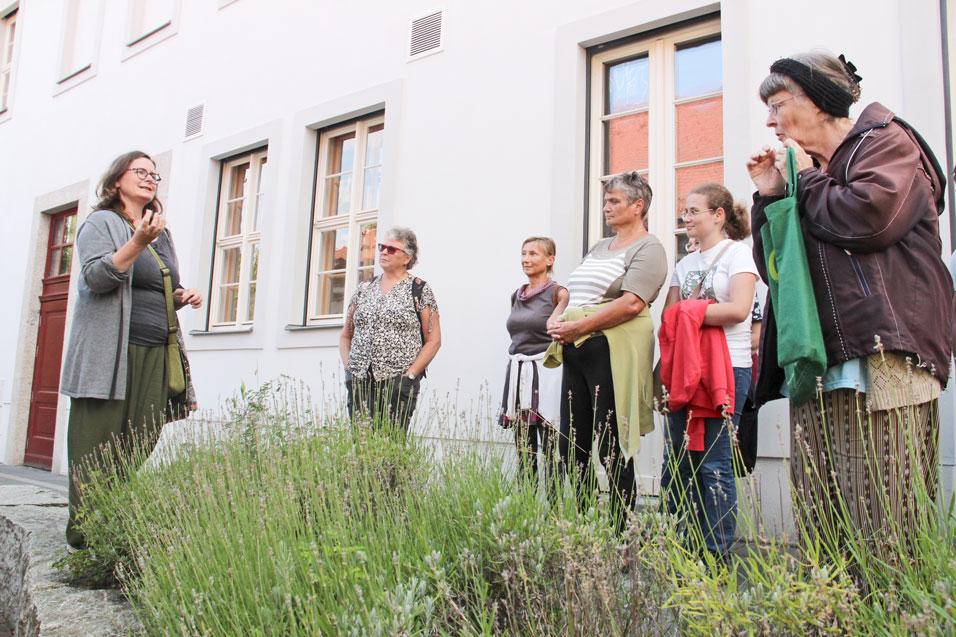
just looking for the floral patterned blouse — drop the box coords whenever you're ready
[346,275,439,380]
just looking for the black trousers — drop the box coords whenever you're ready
[559,335,636,529]
[345,371,421,433]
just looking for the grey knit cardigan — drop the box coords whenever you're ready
[60,209,196,405]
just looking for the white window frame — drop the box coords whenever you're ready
[56,0,104,88]
[123,0,179,59]
[209,148,268,329]
[588,19,721,262]
[307,113,385,324]
[0,5,18,115]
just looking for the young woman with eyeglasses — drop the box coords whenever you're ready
[60,151,202,549]
[339,226,441,433]
[659,182,758,559]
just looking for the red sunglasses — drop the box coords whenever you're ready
[377,243,407,255]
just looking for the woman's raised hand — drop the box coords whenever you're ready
[776,138,814,175]
[132,209,166,246]
[746,146,786,196]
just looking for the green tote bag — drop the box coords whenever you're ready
[760,147,827,405]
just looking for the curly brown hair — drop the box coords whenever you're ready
[93,151,163,220]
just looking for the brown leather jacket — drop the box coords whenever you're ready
[752,102,954,405]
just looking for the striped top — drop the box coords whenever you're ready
[567,252,628,307]
[566,235,668,308]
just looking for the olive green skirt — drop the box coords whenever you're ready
[66,343,169,548]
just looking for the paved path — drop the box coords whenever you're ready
[0,464,67,496]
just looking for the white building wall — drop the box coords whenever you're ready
[0,0,952,538]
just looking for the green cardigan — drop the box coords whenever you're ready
[544,305,656,460]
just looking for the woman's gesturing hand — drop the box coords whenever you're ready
[133,210,166,247]
[174,288,203,309]
[746,146,786,196]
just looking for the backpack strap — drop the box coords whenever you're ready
[411,277,429,378]
[893,116,947,214]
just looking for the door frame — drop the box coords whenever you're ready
[4,181,89,473]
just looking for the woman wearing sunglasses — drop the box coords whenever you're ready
[60,151,201,548]
[339,227,441,433]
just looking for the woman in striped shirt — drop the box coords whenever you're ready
[548,171,668,529]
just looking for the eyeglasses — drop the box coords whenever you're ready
[767,94,804,117]
[377,243,407,256]
[127,167,162,182]
[680,207,715,220]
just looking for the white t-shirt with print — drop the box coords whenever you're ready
[670,239,759,368]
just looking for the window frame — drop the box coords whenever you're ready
[123,0,179,59]
[586,18,722,261]
[208,147,268,330]
[0,5,19,115]
[57,0,104,87]
[305,112,385,325]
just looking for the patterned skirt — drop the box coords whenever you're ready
[789,389,938,557]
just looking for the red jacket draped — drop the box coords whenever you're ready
[659,299,735,451]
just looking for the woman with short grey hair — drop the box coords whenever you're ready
[340,226,441,432]
[547,171,668,530]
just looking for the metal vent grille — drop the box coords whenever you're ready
[409,10,443,58]
[184,103,205,139]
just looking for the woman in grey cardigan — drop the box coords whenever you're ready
[61,151,202,548]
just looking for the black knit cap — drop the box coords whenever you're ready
[769,57,857,118]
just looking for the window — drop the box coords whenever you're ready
[46,212,77,278]
[0,7,17,113]
[127,0,173,45]
[307,113,384,322]
[588,20,722,261]
[59,0,102,82]
[210,148,267,327]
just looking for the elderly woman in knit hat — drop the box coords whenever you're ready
[747,51,953,553]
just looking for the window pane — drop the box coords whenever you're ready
[328,133,356,175]
[64,214,77,244]
[362,167,382,210]
[605,112,648,174]
[676,95,723,163]
[358,223,377,269]
[675,161,723,220]
[228,162,249,199]
[223,201,243,237]
[218,286,239,324]
[607,56,649,114]
[218,244,241,323]
[219,246,241,285]
[365,124,384,167]
[48,249,61,277]
[314,273,346,316]
[248,243,260,283]
[318,227,349,270]
[58,246,73,276]
[675,233,693,263]
[324,174,352,217]
[676,39,722,99]
[252,156,266,231]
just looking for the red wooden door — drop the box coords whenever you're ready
[24,209,77,469]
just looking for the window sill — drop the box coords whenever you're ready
[122,21,177,62]
[54,65,96,96]
[189,325,254,336]
[285,322,343,332]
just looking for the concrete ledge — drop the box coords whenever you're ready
[0,486,138,636]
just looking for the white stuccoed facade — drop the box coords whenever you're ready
[0,0,953,538]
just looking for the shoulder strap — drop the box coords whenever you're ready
[411,276,426,340]
[690,240,734,299]
[893,116,947,214]
[144,243,179,345]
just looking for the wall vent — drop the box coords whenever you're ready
[183,103,205,140]
[408,10,443,59]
